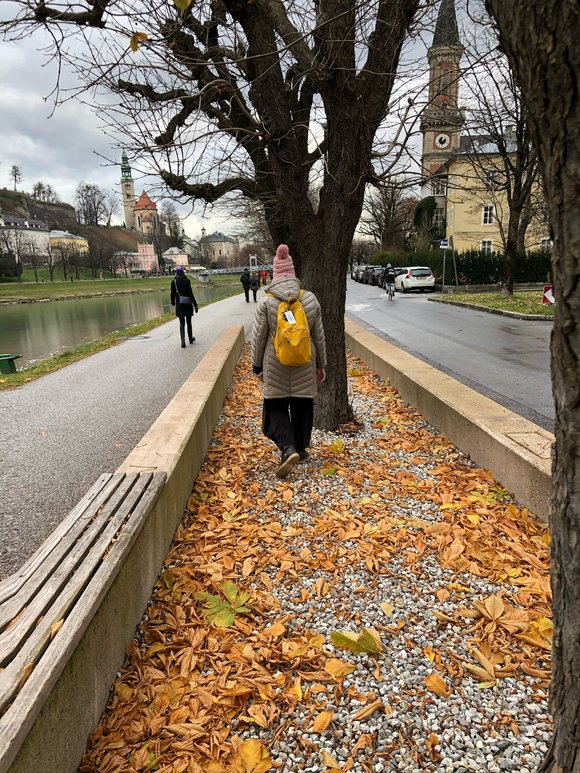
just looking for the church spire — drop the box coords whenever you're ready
[432,0,461,48]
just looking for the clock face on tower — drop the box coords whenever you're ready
[435,133,451,149]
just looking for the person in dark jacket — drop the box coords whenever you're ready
[170,266,199,348]
[240,269,251,302]
[250,272,260,302]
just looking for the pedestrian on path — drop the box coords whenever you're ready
[250,272,260,302]
[170,266,199,348]
[240,268,251,302]
[251,244,327,478]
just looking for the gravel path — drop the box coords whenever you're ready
[81,349,552,773]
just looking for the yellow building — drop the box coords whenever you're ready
[442,152,548,254]
[49,230,89,255]
[420,0,549,255]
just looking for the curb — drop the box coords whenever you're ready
[345,319,553,521]
[428,296,554,321]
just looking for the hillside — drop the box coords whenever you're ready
[0,188,77,228]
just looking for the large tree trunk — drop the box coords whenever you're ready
[485,3,580,771]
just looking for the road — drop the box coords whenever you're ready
[0,292,257,580]
[346,279,554,432]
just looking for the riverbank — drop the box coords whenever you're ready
[0,274,239,303]
[0,285,241,390]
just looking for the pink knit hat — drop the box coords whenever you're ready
[272,244,296,279]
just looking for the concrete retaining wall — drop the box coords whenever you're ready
[8,324,245,773]
[345,319,553,521]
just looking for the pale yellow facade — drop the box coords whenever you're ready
[49,230,89,255]
[444,156,549,253]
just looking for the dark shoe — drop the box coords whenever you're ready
[276,447,300,478]
[181,342,186,348]
[296,450,310,463]
[189,337,195,343]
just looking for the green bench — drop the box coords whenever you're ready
[0,354,21,374]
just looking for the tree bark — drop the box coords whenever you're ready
[485,2,580,771]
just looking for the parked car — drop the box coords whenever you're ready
[394,266,435,293]
[352,265,371,282]
[368,266,384,286]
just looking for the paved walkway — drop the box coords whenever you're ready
[0,291,258,580]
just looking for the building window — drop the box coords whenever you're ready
[482,205,494,225]
[431,177,446,195]
[485,171,499,191]
[433,207,445,226]
[481,240,493,253]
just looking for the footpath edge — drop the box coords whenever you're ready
[345,318,553,521]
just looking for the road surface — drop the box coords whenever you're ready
[346,279,553,432]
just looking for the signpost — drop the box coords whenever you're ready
[440,239,448,292]
[543,284,555,305]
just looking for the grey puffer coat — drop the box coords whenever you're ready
[251,276,327,399]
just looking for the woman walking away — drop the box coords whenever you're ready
[251,244,327,478]
[170,266,199,348]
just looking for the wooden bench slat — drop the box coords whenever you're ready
[0,473,127,628]
[0,474,115,606]
[0,472,166,773]
[0,473,142,663]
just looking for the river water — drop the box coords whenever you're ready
[0,286,239,368]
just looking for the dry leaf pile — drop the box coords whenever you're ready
[80,349,552,773]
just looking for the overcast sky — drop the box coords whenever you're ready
[0,10,223,239]
[0,2,465,242]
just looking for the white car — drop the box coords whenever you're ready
[395,266,435,293]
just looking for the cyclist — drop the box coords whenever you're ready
[384,263,397,298]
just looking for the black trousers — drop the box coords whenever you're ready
[243,287,250,302]
[178,314,193,343]
[262,397,314,453]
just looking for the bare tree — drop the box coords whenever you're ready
[31,181,60,203]
[359,181,418,251]
[75,183,110,225]
[9,165,21,192]
[159,201,184,248]
[2,0,426,428]
[457,30,541,294]
[0,227,26,280]
[484,1,580,770]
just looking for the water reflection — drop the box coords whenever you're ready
[0,287,235,368]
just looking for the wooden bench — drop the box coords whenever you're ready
[0,470,166,773]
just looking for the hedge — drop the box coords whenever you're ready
[368,249,552,286]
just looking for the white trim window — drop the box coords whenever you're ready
[482,205,494,225]
[481,239,493,254]
[433,207,445,226]
[431,177,446,195]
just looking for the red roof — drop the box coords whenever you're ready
[134,191,157,210]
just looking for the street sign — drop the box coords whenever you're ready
[439,239,449,249]
[543,285,555,304]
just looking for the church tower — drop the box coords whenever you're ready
[420,0,464,198]
[120,151,136,229]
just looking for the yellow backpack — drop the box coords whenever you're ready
[268,290,312,367]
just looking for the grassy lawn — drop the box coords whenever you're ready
[0,273,240,302]
[438,290,554,316]
[0,283,241,390]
